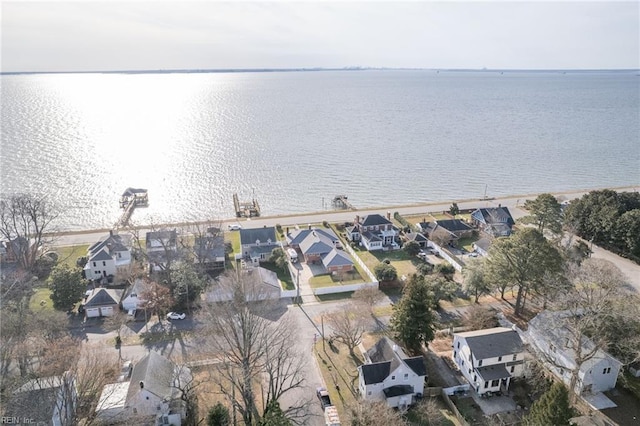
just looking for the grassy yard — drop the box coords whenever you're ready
[55,244,89,269]
[29,286,54,311]
[226,230,241,256]
[259,261,295,290]
[309,270,365,288]
[456,235,480,252]
[355,248,421,278]
[314,339,364,422]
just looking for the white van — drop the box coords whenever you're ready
[287,248,298,263]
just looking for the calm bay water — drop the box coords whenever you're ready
[1,70,639,231]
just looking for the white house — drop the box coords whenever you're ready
[95,352,190,426]
[83,232,132,281]
[121,279,149,314]
[528,311,622,395]
[239,227,279,266]
[452,327,525,396]
[357,337,427,409]
[204,267,281,303]
[346,214,399,251]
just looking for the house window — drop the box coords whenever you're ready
[603,367,611,374]
[404,373,409,380]
[513,354,517,361]
[498,356,502,362]
[491,379,500,387]
[457,342,460,349]
[461,360,464,366]
[117,252,121,258]
[157,405,161,411]
[133,408,137,414]
[163,416,169,425]
[367,391,371,396]
[454,351,457,359]
[103,261,106,266]
[391,375,396,380]
[469,355,472,362]
[484,382,489,389]
[93,262,96,267]
[510,366,515,373]
[478,360,483,367]
[473,375,477,382]
[468,368,471,374]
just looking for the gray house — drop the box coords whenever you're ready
[240,227,279,266]
[471,207,515,237]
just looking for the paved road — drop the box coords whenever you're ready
[52,186,637,247]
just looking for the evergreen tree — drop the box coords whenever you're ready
[521,193,563,234]
[390,274,436,353]
[207,402,230,426]
[403,240,421,257]
[48,264,85,311]
[374,262,398,282]
[524,382,574,426]
[259,400,290,426]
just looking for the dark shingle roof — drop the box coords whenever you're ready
[405,232,428,243]
[404,357,427,377]
[456,328,523,360]
[476,364,511,381]
[360,362,391,385]
[89,249,112,262]
[472,207,514,226]
[436,219,473,233]
[383,385,414,398]
[195,236,226,259]
[84,288,123,307]
[360,214,392,227]
[361,231,382,242]
[240,227,277,246]
[127,351,174,403]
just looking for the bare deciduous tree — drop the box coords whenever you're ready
[326,303,370,356]
[541,259,637,404]
[0,193,59,272]
[352,286,385,313]
[198,272,309,425]
[141,280,173,322]
[347,400,408,425]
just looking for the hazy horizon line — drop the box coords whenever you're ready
[2,67,639,76]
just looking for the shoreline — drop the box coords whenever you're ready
[50,185,638,240]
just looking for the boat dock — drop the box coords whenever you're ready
[116,188,148,227]
[233,193,261,218]
[332,195,355,210]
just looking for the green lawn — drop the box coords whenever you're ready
[260,261,295,290]
[226,231,241,256]
[29,286,54,311]
[355,248,420,278]
[55,244,89,269]
[309,270,365,288]
[457,235,480,252]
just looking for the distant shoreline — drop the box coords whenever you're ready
[3,68,639,76]
[49,185,638,238]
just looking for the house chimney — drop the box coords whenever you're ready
[139,381,144,389]
[387,211,391,220]
[308,224,311,230]
[355,215,360,224]
[109,229,113,237]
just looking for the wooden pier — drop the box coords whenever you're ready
[332,195,355,210]
[116,188,148,228]
[233,193,261,218]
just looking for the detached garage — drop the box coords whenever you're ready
[84,288,123,318]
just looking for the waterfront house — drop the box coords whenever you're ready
[286,227,354,274]
[239,227,279,266]
[452,327,525,396]
[358,337,427,409]
[95,352,190,426]
[83,288,123,318]
[83,232,132,281]
[145,229,179,272]
[471,207,515,237]
[417,219,474,245]
[194,235,226,270]
[346,213,399,251]
[527,311,622,395]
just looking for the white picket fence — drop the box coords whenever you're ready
[313,281,378,295]
[428,241,464,272]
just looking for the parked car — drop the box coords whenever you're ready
[316,387,332,409]
[166,312,186,320]
[228,224,242,230]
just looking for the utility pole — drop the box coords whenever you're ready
[321,315,326,353]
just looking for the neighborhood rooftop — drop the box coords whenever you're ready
[455,327,523,360]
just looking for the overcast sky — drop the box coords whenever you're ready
[2,1,638,72]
